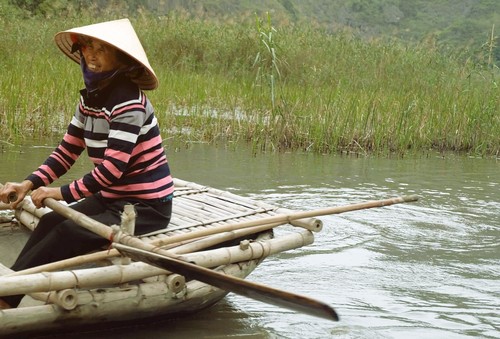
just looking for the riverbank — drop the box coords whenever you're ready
[1,9,498,156]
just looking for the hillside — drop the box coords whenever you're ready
[8,0,500,63]
[160,0,500,62]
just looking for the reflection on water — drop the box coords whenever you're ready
[1,142,499,338]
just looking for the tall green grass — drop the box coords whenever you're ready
[1,9,498,156]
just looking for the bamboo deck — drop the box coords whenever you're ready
[0,178,321,336]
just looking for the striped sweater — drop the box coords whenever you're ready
[27,75,174,203]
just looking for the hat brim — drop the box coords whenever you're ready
[54,19,158,90]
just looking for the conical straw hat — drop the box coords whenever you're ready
[54,18,158,90]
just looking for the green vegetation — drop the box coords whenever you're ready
[9,0,498,63]
[0,1,498,156]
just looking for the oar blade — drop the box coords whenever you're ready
[114,243,339,322]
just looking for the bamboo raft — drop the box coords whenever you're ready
[0,178,323,336]
[0,177,418,336]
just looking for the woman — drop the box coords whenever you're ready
[0,19,174,308]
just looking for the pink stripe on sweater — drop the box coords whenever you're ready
[39,164,58,181]
[130,148,165,167]
[115,175,173,192]
[88,157,103,165]
[127,156,167,176]
[102,179,174,200]
[68,181,90,200]
[59,142,81,163]
[106,149,132,163]
[130,135,161,157]
[50,152,71,171]
[89,171,108,188]
[112,103,144,116]
[92,167,113,186]
[32,170,51,186]
[68,185,80,200]
[100,159,125,179]
[50,135,82,168]
[63,133,86,149]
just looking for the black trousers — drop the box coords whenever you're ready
[4,194,172,307]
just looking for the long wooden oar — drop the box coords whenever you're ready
[115,243,339,321]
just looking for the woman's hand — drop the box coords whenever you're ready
[0,180,33,208]
[31,187,63,209]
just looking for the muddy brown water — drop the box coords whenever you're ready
[0,142,498,338]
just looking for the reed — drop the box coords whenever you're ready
[1,12,498,156]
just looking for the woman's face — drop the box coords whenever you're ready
[81,38,121,73]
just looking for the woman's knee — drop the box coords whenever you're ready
[40,210,69,226]
[29,211,66,239]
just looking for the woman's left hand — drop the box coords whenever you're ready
[31,187,63,209]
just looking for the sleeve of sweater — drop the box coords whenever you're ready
[25,106,86,191]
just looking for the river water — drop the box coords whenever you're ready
[0,142,498,339]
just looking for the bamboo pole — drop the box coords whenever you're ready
[0,263,255,336]
[15,209,39,232]
[7,194,419,276]
[1,264,77,310]
[0,230,310,297]
[0,202,12,211]
[145,194,419,247]
[170,223,281,254]
[0,263,168,297]
[6,221,282,277]
[16,198,52,219]
[0,215,13,224]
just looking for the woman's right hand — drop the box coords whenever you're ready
[0,180,33,208]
